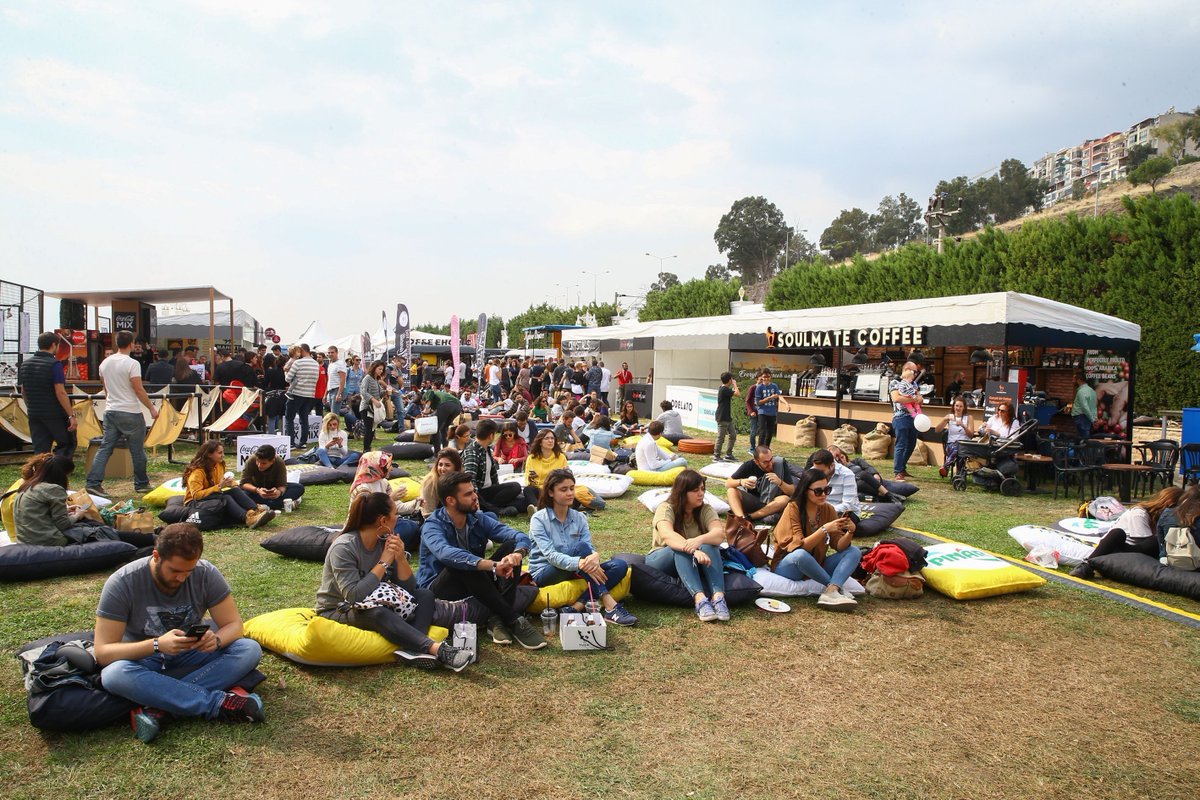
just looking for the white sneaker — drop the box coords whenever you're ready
[817,587,855,611]
[838,587,859,604]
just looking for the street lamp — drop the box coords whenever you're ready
[645,252,677,272]
[580,270,609,305]
[782,225,808,269]
[554,282,578,308]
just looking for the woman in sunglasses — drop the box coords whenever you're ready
[770,467,861,610]
[492,422,528,471]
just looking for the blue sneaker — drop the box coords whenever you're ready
[131,707,169,743]
[712,596,730,621]
[695,598,718,622]
[602,602,638,627]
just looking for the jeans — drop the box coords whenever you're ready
[315,448,362,469]
[530,540,627,603]
[213,487,259,523]
[244,483,306,511]
[479,482,522,513]
[100,638,263,719]
[1074,415,1093,440]
[285,395,313,446]
[30,414,77,460]
[646,544,725,598]
[774,546,863,589]
[266,414,283,435]
[429,541,522,626]
[649,456,688,472]
[87,410,149,489]
[748,414,758,451]
[715,420,736,458]
[757,413,778,447]
[434,400,462,450]
[892,413,916,475]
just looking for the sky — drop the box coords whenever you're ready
[2,0,1197,343]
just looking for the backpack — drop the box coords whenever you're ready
[1165,526,1200,571]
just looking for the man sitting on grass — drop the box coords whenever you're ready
[418,472,547,650]
[635,420,688,472]
[239,444,305,511]
[724,445,796,524]
[93,523,265,743]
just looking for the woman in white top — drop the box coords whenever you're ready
[982,401,1018,439]
[935,396,974,477]
[1071,486,1182,579]
[317,413,361,468]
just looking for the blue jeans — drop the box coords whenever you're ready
[87,409,149,488]
[775,546,862,589]
[646,544,725,598]
[748,414,758,451]
[1074,415,1092,440]
[315,448,361,469]
[266,414,283,435]
[531,540,628,603]
[328,391,358,428]
[892,413,916,475]
[650,456,689,472]
[100,638,262,719]
[285,395,313,446]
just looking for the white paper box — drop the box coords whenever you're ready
[452,621,479,663]
[235,434,291,470]
[558,612,608,651]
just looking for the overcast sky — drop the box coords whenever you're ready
[2,1,1196,342]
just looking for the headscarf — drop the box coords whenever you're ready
[349,451,393,502]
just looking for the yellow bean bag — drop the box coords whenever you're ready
[245,607,448,667]
[628,466,685,486]
[142,477,186,507]
[525,569,632,612]
[921,542,1046,600]
[2,479,20,539]
[388,476,423,501]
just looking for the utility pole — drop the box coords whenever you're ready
[924,194,963,254]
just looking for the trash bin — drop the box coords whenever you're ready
[85,435,133,480]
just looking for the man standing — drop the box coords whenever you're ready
[615,361,633,407]
[87,330,159,496]
[714,371,739,462]
[325,346,348,424]
[1070,371,1097,440]
[419,472,547,649]
[724,446,795,524]
[93,523,265,742]
[486,358,502,401]
[144,350,175,392]
[745,371,761,453]
[285,344,319,447]
[20,332,78,458]
[753,369,789,448]
[585,359,602,398]
[239,444,305,511]
[598,361,612,405]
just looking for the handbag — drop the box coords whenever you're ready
[67,490,103,523]
[115,508,156,533]
[353,581,418,620]
[725,514,768,568]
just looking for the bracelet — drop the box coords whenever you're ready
[214,634,223,649]
[152,638,159,654]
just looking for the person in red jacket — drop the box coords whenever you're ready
[615,362,634,407]
[313,352,329,415]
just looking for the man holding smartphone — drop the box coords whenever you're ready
[93,524,265,743]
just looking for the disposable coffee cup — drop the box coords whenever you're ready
[283,499,294,513]
[745,476,758,489]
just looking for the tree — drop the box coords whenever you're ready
[641,278,741,322]
[1071,179,1086,201]
[704,263,732,281]
[930,176,989,234]
[650,271,680,293]
[504,302,617,346]
[1128,156,1173,192]
[819,208,872,260]
[1126,143,1156,170]
[713,196,790,284]
[870,193,924,250]
[1155,120,1190,163]
[983,158,1046,222]
[784,229,821,265]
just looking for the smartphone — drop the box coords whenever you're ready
[181,623,209,639]
[840,511,852,519]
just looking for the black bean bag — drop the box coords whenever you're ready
[259,526,342,562]
[852,502,905,538]
[615,552,761,607]
[395,430,415,443]
[158,495,226,530]
[383,442,435,460]
[1090,553,1200,601]
[0,540,137,582]
[292,465,348,486]
[18,630,266,732]
[333,462,410,483]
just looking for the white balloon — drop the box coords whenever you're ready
[913,413,932,432]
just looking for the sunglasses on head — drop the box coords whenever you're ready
[808,486,832,495]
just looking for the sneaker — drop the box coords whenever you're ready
[292,496,302,509]
[245,509,276,529]
[838,587,859,603]
[526,504,537,520]
[602,603,638,627]
[217,689,265,723]
[711,596,731,621]
[487,616,513,645]
[394,649,438,670]
[695,598,718,622]
[87,485,109,499]
[712,455,723,462]
[509,616,549,650]
[131,707,169,743]
[499,505,519,517]
[134,484,152,494]
[817,587,855,611]
[435,643,472,672]
[1069,563,1095,580]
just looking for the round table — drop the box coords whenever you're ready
[1102,462,1151,503]
[1014,452,1053,492]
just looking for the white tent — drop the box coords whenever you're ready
[293,320,334,349]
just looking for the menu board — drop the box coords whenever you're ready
[1083,349,1130,436]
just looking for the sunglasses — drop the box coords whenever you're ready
[808,486,832,496]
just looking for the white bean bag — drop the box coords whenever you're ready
[499,473,527,487]
[1008,525,1095,567]
[752,568,865,597]
[1054,517,1112,541]
[637,488,731,515]
[699,461,740,479]
[567,461,610,476]
[574,472,633,499]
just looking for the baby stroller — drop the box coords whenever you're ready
[952,417,1038,496]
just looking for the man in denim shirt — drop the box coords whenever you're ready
[889,361,922,481]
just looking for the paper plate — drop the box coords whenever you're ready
[754,597,791,613]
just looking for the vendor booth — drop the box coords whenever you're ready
[561,292,1141,462]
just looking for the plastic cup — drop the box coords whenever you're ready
[540,606,558,636]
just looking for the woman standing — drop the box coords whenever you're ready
[935,396,974,478]
[528,469,636,626]
[358,360,387,452]
[523,429,567,514]
[170,355,204,412]
[1071,486,1183,579]
[493,423,528,472]
[315,492,471,671]
[647,469,729,622]
[770,468,860,610]
[12,454,154,547]
[261,354,288,434]
[183,441,275,529]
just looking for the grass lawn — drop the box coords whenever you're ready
[2,433,1199,800]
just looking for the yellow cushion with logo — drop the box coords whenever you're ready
[245,607,448,667]
[921,542,1045,600]
[388,476,423,501]
[628,466,685,486]
[142,477,187,507]
[525,570,632,613]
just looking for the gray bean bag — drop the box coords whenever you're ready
[852,501,905,538]
[0,541,137,582]
[1090,552,1200,601]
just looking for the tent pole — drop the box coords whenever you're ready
[208,287,215,370]
[834,346,843,429]
[229,297,235,351]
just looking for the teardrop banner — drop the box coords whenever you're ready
[450,315,461,392]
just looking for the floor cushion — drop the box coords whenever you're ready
[383,442,436,460]
[2,478,21,538]
[628,466,685,486]
[287,465,346,486]
[142,476,187,507]
[699,461,740,479]
[158,495,226,530]
[752,568,866,597]
[1090,552,1200,600]
[852,502,904,538]
[388,476,423,501]
[395,430,416,443]
[566,461,611,476]
[260,526,342,561]
[245,607,448,667]
[637,487,731,515]
[1008,524,1094,567]
[525,570,632,612]
[921,542,1045,599]
[0,540,137,582]
[616,552,761,607]
[677,438,715,454]
[574,473,633,499]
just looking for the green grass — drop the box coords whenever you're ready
[2,433,1200,799]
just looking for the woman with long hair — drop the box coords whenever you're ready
[771,468,860,610]
[647,469,729,622]
[397,448,462,521]
[531,394,550,422]
[522,429,567,514]
[12,454,154,547]
[358,360,387,452]
[316,412,361,469]
[183,441,275,529]
[527,469,636,626]
[1071,486,1184,579]
[935,396,974,478]
[170,354,204,411]
[447,423,472,451]
[315,491,471,671]
[615,400,642,438]
[492,422,528,472]
[261,353,288,434]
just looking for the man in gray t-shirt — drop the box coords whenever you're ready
[93,524,265,742]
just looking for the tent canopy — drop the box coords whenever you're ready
[47,286,233,305]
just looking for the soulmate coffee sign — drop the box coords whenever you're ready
[765,325,926,350]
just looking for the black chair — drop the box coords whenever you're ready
[1079,440,1112,494]
[1051,442,1092,501]
[1135,439,1179,494]
[1181,443,1200,485]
